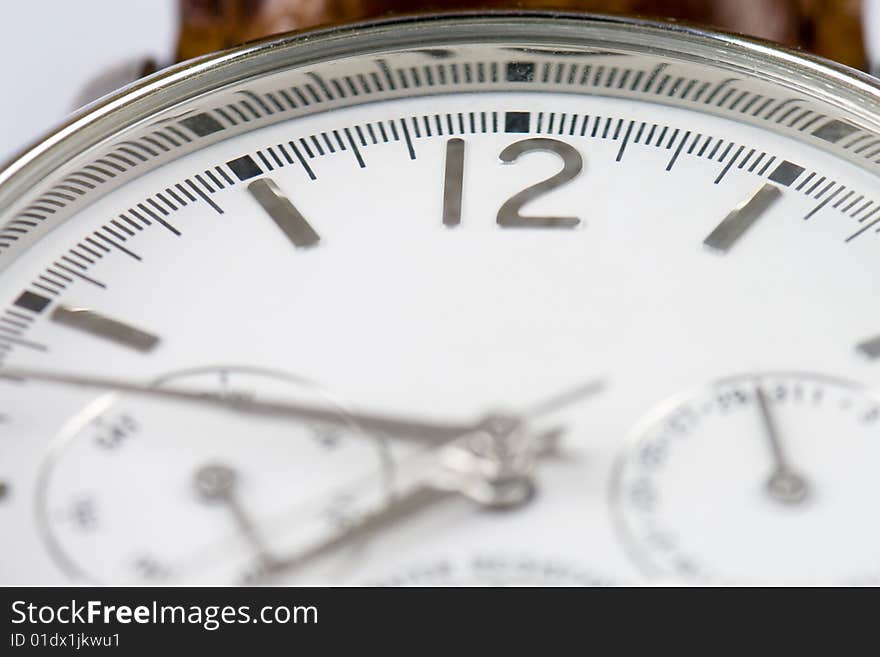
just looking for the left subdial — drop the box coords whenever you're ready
[37,366,392,584]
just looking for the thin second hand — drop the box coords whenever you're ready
[525,377,606,419]
[755,385,809,504]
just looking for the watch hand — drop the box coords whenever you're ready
[755,385,810,505]
[2,367,606,446]
[194,463,280,572]
[164,421,566,582]
[0,367,477,445]
[244,416,545,585]
[245,484,454,584]
[524,378,606,418]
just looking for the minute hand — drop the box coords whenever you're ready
[0,367,477,444]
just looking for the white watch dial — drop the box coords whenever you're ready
[0,15,879,585]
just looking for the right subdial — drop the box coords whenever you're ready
[612,372,880,585]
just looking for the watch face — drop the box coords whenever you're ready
[1,13,879,586]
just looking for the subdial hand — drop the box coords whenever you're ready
[754,385,810,505]
[194,463,280,572]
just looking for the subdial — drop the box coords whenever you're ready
[37,366,393,584]
[612,372,880,585]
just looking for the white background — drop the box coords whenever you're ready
[0,0,878,164]
[0,0,177,163]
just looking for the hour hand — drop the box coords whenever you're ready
[246,483,454,584]
[245,418,544,584]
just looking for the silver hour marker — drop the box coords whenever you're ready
[703,183,781,253]
[50,305,160,352]
[247,178,320,248]
[442,138,465,227]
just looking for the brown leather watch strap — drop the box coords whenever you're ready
[176,0,867,71]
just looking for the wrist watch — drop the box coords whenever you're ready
[1,3,880,586]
